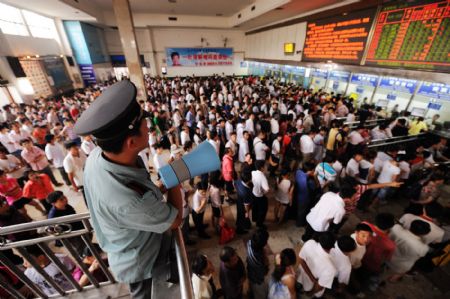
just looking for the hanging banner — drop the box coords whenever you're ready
[165,48,233,67]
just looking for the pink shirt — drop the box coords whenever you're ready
[21,146,49,171]
[222,155,234,182]
[0,178,23,205]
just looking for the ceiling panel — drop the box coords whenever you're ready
[91,0,256,16]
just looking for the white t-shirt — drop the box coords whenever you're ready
[349,233,366,269]
[306,192,345,232]
[346,158,360,178]
[374,152,392,173]
[192,190,208,213]
[399,214,444,245]
[297,240,336,298]
[377,160,400,184]
[330,244,352,285]
[251,170,269,197]
[399,161,411,180]
[0,132,16,153]
[153,153,167,170]
[25,254,75,296]
[0,155,26,178]
[45,143,66,168]
[180,131,191,146]
[300,135,314,154]
[275,179,291,204]
[253,137,268,161]
[388,224,429,273]
[81,140,96,156]
[63,152,87,187]
[348,131,364,145]
[209,185,221,208]
[271,139,280,157]
[358,159,373,184]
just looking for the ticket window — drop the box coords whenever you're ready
[310,76,327,91]
[326,79,348,95]
[409,95,450,122]
[346,84,375,106]
[372,88,412,111]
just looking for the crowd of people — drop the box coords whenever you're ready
[0,74,449,299]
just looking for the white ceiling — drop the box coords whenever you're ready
[239,0,355,30]
[0,0,95,21]
[91,0,256,17]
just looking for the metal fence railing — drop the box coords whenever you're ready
[0,213,193,299]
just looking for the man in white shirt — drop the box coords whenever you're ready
[346,151,364,179]
[303,187,355,241]
[330,236,357,294]
[225,132,238,158]
[348,126,365,146]
[373,148,397,173]
[297,233,337,298]
[375,159,400,203]
[0,125,16,155]
[251,161,269,227]
[245,113,255,136]
[300,129,316,165]
[45,134,70,186]
[238,131,250,163]
[388,221,430,282]
[253,132,269,162]
[225,119,234,141]
[63,142,87,194]
[80,135,96,156]
[152,143,167,171]
[399,203,445,245]
[349,223,373,269]
[180,126,191,146]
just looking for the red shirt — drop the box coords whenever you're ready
[361,222,396,273]
[23,174,54,200]
[0,177,23,205]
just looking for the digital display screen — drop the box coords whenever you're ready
[302,9,376,64]
[365,0,450,72]
[284,43,295,54]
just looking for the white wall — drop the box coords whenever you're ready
[245,22,307,61]
[104,27,248,77]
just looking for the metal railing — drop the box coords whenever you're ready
[0,213,193,299]
[367,133,426,149]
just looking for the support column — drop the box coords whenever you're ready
[112,0,146,101]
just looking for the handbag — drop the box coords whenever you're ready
[219,217,235,245]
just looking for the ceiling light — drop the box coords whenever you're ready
[343,12,348,16]
[35,55,40,58]
[26,55,31,59]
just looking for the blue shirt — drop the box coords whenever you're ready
[83,147,177,283]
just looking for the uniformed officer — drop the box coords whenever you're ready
[74,80,183,299]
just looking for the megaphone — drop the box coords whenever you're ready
[159,141,221,189]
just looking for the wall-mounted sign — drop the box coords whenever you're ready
[165,48,233,67]
[303,8,376,64]
[284,43,295,54]
[78,64,96,86]
[350,73,379,87]
[379,77,418,94]
[312,69,329,78]
[418,82,450,101]
[428,102,442,110]
[329,70,351,82]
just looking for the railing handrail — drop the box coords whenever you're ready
[0,212,90,235]
[369,133,426,144]
[0,212,194,299]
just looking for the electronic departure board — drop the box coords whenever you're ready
[302,9,376,64]
[365,1,450,72]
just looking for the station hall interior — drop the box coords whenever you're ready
[0,0,449,299]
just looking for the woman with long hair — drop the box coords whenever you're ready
[268,248,297,299]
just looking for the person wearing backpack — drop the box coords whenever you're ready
[268,248,297,299]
